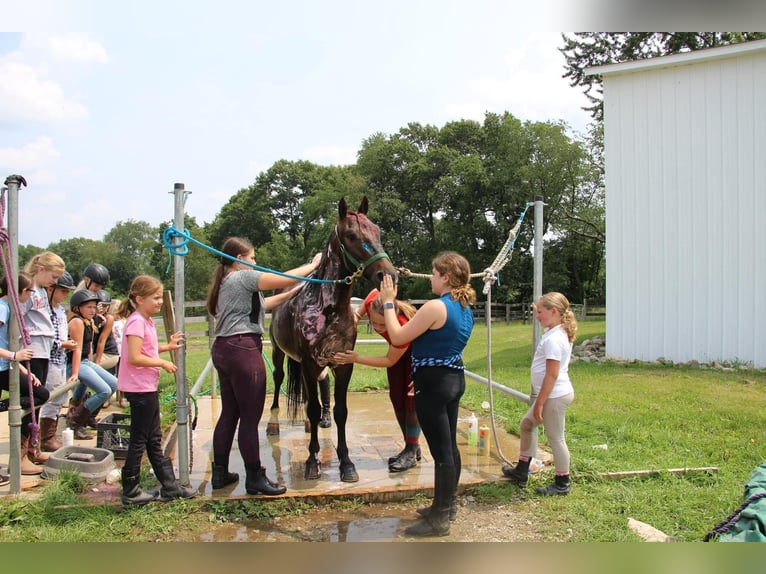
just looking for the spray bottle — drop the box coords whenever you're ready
[467,412,479,446]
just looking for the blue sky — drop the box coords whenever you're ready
[1,1,595,248]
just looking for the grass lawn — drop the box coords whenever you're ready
[3,319,766,542]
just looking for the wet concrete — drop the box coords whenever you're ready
[2,391,550,502]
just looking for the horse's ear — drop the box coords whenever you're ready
[339,197,348,219]
[358,196,369,215]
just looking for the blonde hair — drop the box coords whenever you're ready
[433,251,476,308]
[23,251,65,278]
[108,299,121,315]
[116,275,164,319]
[369,293,417,320]
[537,292,578,343]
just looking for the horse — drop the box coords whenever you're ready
[270,196,398,482]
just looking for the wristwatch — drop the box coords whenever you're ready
[383,302,395,310]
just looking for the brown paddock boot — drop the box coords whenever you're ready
[70,403,95,440]
[20,435,43,475]
[39,417,63,452]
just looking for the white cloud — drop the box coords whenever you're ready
[48,33,109,64]
[0,136,61,186]
[0,59,88,122]
[302,145,358,166]
[441,32,591,134]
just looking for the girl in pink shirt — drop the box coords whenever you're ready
[116,275,195,506]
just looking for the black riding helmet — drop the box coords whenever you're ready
[55,272,77,291]
[83,263,110,287]
[69,289,100,310]
[96,289,112,305]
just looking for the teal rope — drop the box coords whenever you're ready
[162,226,337,284]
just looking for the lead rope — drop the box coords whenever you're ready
[480,203,533,467]
[0,187,39,448]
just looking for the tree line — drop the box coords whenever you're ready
[17,111,604,307]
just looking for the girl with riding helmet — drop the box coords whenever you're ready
[93,289,120,374]
[78,262,110,293]
[38,271,78,452]
[66,289,118,440]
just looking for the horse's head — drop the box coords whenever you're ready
[336,196,398,289]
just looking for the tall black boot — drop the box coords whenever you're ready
[245,464,286,496]
[154,458,197,501]
[405,463,455,537]
[501,457,530,487]
[211,463,239,489]
[319,374,331,428]
[121,470,157,506]
[536,474,571,496]
[418,454,460,520]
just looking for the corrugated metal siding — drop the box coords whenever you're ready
[604,51,766,367]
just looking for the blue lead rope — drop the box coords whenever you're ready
[162,226,336,284]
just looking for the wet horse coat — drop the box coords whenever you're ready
[270,197,397,482]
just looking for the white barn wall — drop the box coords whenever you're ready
[601,45,766,367]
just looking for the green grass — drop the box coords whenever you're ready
[4,319,766,542]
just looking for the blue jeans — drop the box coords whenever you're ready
[68,359,118,412]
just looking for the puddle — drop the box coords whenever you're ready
[198,508,411,542]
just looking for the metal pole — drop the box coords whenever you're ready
[172,183,190,484]
[532,195,544,351]
[4,175,24,493]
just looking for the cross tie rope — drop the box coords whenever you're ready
[0,184,40,447]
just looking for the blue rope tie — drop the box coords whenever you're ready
[162,226,337,284]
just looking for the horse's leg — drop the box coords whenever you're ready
[266,346,284,436]
[333,367,358,483]
[304,377,322,480]
[318,372,332,428]
[270,346,284,411]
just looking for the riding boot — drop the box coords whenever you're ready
[70,404,94,440]
[66,398,83,427]
[27,433,50,464]
[121,470,157,507]
[416,455,459,521]
[211,463,239,489]
[388,442,420,472]
[86,405,103,429]
[405,463,455,537]
[155,458,197,501]
[40,417,63,452]
[319,374,332,428]
[389,444,421,464]
[245,464,286,496]
[20,435,43,475]
[501,458,530,487]
[536,474,571,496]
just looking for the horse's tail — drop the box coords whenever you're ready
[285,357,305,422]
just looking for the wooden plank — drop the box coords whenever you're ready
[598,467,718,480]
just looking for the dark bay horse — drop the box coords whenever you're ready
[270,197,397,482]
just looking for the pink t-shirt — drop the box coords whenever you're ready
[117,311,161,393]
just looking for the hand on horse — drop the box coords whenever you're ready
[379,274,398,303]
[333,350,357,366]
[310,252,322,269]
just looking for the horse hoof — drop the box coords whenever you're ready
[305,459,321,480]
[340,464,359,483]
[266,422,280,436]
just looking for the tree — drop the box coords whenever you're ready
[560,32,766,122]
[103,219,160,294]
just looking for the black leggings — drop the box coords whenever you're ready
[122,391,165,477]
[0,367,50,437]
[413,366,465,467]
